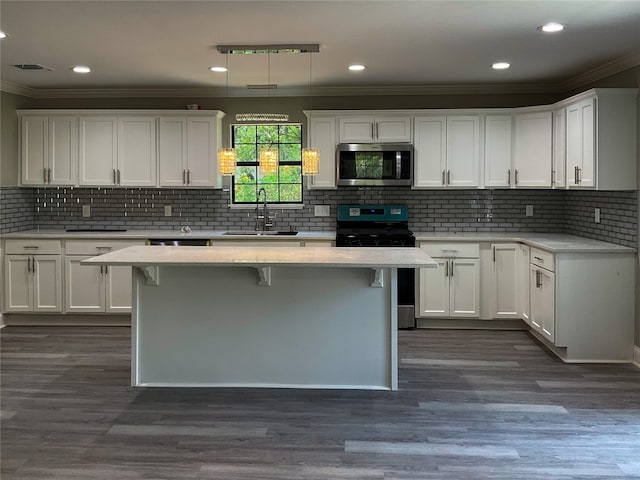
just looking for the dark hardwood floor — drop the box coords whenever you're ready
[2,326,640,479]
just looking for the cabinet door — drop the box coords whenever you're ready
[79,117,118,186]
[187,117,219,188]
[449,258,480,317]
[484,115,512,188]
[490,244,519,318]
[447,116,479,187]
[513,112,552,187]
[105,266,133,313]
[307,117,337,189]
[21,116,48,186]
[48,116,77,186]
[159,117,188,187]
[4,256,33,312]
[339,116,374,143]
[529,265,544,333]
[375,116,411,142]
[65,256,105,312]
[566,98,595,188]
[32,255,62,312]
[413,116,446,188]
[118,117,157,187]
[552,109,566,188]
[417,258,449,317]
[539,269,555,342]
[518,244,530,324]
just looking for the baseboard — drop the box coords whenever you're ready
[416,318,527,330]
[634,345,640,369]
[2,313,131,326]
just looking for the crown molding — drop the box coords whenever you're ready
[1,82,566,99]
[560,52,640,91]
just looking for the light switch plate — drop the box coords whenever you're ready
[82,205,91,217]
[525,205,534,217]
[314,205,330,217]
[164,205,172,217]
[595,208,600,223]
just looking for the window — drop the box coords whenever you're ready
[231,124,303,204]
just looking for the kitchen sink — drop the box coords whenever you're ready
[223,230,298,236]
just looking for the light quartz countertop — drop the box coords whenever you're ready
[412,232,636,253]
[82,245,437,269]
[2,229,634,253]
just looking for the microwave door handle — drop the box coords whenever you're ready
[396,151,403,180]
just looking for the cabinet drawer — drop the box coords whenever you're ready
[65,240,142,255]
[5,239,62,255]
[530,247,554,271]
[420,242,479,258]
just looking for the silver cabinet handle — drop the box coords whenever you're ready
[515,169,519,185]
[535,270,542,288]
[113,169,117,184]
[444,260,448,277]
[31,257,36,273]
[534,256,543,262]
[577,167,581,184]
[442,170,446,186]
[48,168,52,183]
[27,257,31,273]
[450,260,454,277]
[492,246,496,262]
[23,246,40,250]
[574,166,578,185]
[183,169,186,185]
[551,169,555,185]
[507,169,511,186]
[375,122,379,140]
[95,246,112,252]
[447,170,451,185]
[187,170,191,185]
[117,169,121,185]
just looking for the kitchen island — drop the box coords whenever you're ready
[83,246,436,390]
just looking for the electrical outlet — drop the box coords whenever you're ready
[314,205,330,217]
[82,205,91,217]
[594,208,600,223]
[164,205,172,217]
[525,205,534,217]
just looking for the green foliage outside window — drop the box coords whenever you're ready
[232,124,303,204]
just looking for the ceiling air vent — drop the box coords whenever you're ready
[14,64,54,71]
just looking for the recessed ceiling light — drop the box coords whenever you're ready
[0,31,7,39]
[492,62,511,70]
[209,66,228,72]
[72,65,91,74]
[348,64,366,71]
[539,22,564,33]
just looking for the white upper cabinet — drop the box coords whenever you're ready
[552,109,566,188]
[21,115,77,186]
[339,115,411,143]
[483,115,512,188]
[513,111,552,187]
[564,89,637,190]
[306,116,337,189]
[413,115,480,188]
[79,115,157,187]
[159,114,223,188]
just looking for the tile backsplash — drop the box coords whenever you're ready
[1,186,637,247]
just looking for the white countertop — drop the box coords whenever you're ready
[413,232,636,253]
[82,246,437,269]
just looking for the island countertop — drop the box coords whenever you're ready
[82,245,437,269]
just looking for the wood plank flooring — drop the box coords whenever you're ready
[2,326,640,479]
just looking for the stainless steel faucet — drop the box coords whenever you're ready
[255,187,273,231]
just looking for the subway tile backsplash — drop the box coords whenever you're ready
[1,186,637,248]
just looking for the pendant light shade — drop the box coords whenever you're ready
[259,148,279,174]
[302,148,319,176]
[217,148,237,175]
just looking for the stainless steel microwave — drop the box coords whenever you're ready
[337,143,413,186]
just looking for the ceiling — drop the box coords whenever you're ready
[2,0,640,98]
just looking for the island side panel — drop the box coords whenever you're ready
[132,265,396,390]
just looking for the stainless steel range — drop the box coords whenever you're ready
[336,205,416,328]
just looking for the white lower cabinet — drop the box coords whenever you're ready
[4,255,62,312]
[488,244,520,318]
[417,243,479,318]
[529,263,555,343]
[64,240,141,313]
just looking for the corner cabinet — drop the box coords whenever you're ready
[305,115,337,189]
[159,115,223,188]
[563,89,637,190]
[20,115,77,186]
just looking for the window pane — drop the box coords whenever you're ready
[280,183,302,203]
[236,144,256,163]
[257,183,279,202]
[235,166,257,184]
[280,144,301,162]
[259,170,278,184]
[257,125,279,145]
[235,125,256,144]
[279,165,301,183]
[280,125,301,143]
[235,184,256,203]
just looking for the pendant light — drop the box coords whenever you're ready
[301,50,319,176]
[217,54,237,175]
[258,52,279,175]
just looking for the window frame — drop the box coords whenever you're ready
[230,123,304,205]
